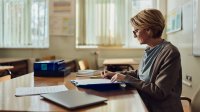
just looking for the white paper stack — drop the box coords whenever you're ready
[15,85,68,97]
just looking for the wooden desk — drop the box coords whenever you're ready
[0,66,14,72]
[103,58,138,65]
[0,58,29,78]
[0,66,13,82]
[103,58,139,71]
[0,73,148,112]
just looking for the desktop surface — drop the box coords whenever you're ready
[103,58,138,65]
[0,72,148,112]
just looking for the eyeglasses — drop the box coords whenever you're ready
[132,29,139,38]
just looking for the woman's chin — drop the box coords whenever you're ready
[139,41,144,44]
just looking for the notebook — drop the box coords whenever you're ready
[40,90,107,109]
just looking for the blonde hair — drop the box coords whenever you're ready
[130,9,165,38]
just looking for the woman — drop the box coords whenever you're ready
[101,9,183,112]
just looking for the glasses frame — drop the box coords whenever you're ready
[132,29,139,38]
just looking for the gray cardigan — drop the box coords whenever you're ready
[123,41,183,112]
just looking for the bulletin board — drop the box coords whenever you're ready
[166,7,182,34]
[49,0,75,36]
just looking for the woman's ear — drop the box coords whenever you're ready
[146,29,153,38]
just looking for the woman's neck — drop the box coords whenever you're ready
[148,38,164,48]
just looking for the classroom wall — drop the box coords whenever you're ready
[167,0,200,98]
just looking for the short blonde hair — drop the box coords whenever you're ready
[130,9,165,38]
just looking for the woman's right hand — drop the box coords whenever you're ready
[101,70,116,79]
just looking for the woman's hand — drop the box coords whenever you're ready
[101,70,115,79]
[101,70,126,82]
[111,73,126,82]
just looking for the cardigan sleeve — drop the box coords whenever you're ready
[120,70,138,78]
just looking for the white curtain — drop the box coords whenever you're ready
[0,0,3,47]
[76,0,155,48]
[4,0,30,47]
[0,0,48,48]
[31,0,48,47]
[77,0,128,46]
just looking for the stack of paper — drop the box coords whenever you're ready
[15,85,68,97]
[76,70,101,78]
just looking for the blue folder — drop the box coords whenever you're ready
[71,79,122,91]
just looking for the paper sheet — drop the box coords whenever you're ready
[15,85,68,97]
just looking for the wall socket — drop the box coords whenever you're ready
[186,75,192,82]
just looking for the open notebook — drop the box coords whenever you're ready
[40,90,107,109]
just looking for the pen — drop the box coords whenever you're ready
[103,66,107,78]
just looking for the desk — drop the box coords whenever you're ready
[0,66,14,72]
[0,58,29,78]
[0,73,148,112]
[103,58,139,71]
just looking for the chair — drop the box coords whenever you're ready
[106,65,134,72]
[181,87,200,112]
[103,58,135,72]
[78,59,90,70]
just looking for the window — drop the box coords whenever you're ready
[76,0,156,49]
[0,0,49,48]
